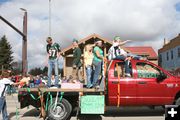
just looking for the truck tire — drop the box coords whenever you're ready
[175,97,180,106]
[47,98,72,120]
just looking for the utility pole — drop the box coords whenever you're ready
[0,8,28,76]
[21,8,28,76]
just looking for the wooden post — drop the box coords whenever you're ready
[83,45,86,84]
[104,42,107,57]
[76,92,83,118]
[39,91,46,119]
[116,63,121,107]
[63,56,66,77]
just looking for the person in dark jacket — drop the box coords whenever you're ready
[72,39,82,80]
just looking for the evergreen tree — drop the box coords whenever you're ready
[0,35,13,71]
[42,66,48,75]
[29,67,43,76]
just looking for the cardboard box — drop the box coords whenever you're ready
[61,83,83,89]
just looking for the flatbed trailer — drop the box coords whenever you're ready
[18,87,105,120]
[17,59,180,120]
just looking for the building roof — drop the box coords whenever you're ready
[61,34,157,60]
[61,33,113,55]
[158,34,180,53]
[125,46,157,59]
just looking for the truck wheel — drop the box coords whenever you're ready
[47,98,72,120]
[175,97,180,105]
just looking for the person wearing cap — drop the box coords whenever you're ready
[92,40,106,88]
[111,36,141,77]
[108,36,128,60]
[72,39,82,80]
[108,36,132,77]
[46,37,61,88]
[108,38,120,60]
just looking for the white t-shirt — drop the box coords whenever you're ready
[0,78,13,97]
[108,45,127,60]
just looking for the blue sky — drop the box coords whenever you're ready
[175,2,180,11]
[0,0,9,3]
[0,0,180,69]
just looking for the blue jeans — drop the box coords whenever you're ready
[114,55,131,74]
[0,97,8,120]
[127,53,141,60]
[48,59,59,87]
[86,66,93,88]
[92,61,102,87]
[29,83,35,88]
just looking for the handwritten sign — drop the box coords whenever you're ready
[81,95,105,114]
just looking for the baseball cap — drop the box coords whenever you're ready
[73,38,78,43]
[114,36,121,41]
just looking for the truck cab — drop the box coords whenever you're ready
[107,59,180,107]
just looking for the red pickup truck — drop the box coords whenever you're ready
[18,59,180,120]
[107,59,180,106]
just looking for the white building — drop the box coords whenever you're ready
[158,34,180,73]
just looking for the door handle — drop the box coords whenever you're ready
[112,81,119,84]
[138,81,147,84]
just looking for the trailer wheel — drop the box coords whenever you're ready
[47,98,72,120]
[175,97,180,106]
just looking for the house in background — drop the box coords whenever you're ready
[61,34,113,80]
[126,46,158,64]
[158,34,180,76]
[61,34,158,80]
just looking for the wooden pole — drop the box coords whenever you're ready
[39,91,46,119]
[63,56,66,77]
[83,46,86,84]
[116,63,120,107]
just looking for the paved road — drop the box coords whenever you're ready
[1,94,165,120]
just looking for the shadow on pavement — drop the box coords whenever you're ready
[77,114,102,120]
[16,106,164,120]
[9,112,16,119]
[71,106,164,119]
[22,108,40,117]
[104,107,164,117]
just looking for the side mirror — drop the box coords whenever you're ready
[157,73,167,82]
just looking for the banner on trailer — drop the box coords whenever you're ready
[81,95,105,114]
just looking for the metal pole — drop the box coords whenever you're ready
[49,0,51,36]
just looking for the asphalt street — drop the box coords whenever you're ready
[1,94,165,120]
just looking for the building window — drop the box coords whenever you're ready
[167,52,169,61]
[171,50,173,60]
[178,48,180,58]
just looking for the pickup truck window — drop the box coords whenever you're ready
[136,62,161,78]
[114,62,132,78]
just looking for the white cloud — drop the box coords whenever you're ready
[0,0,180,70]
